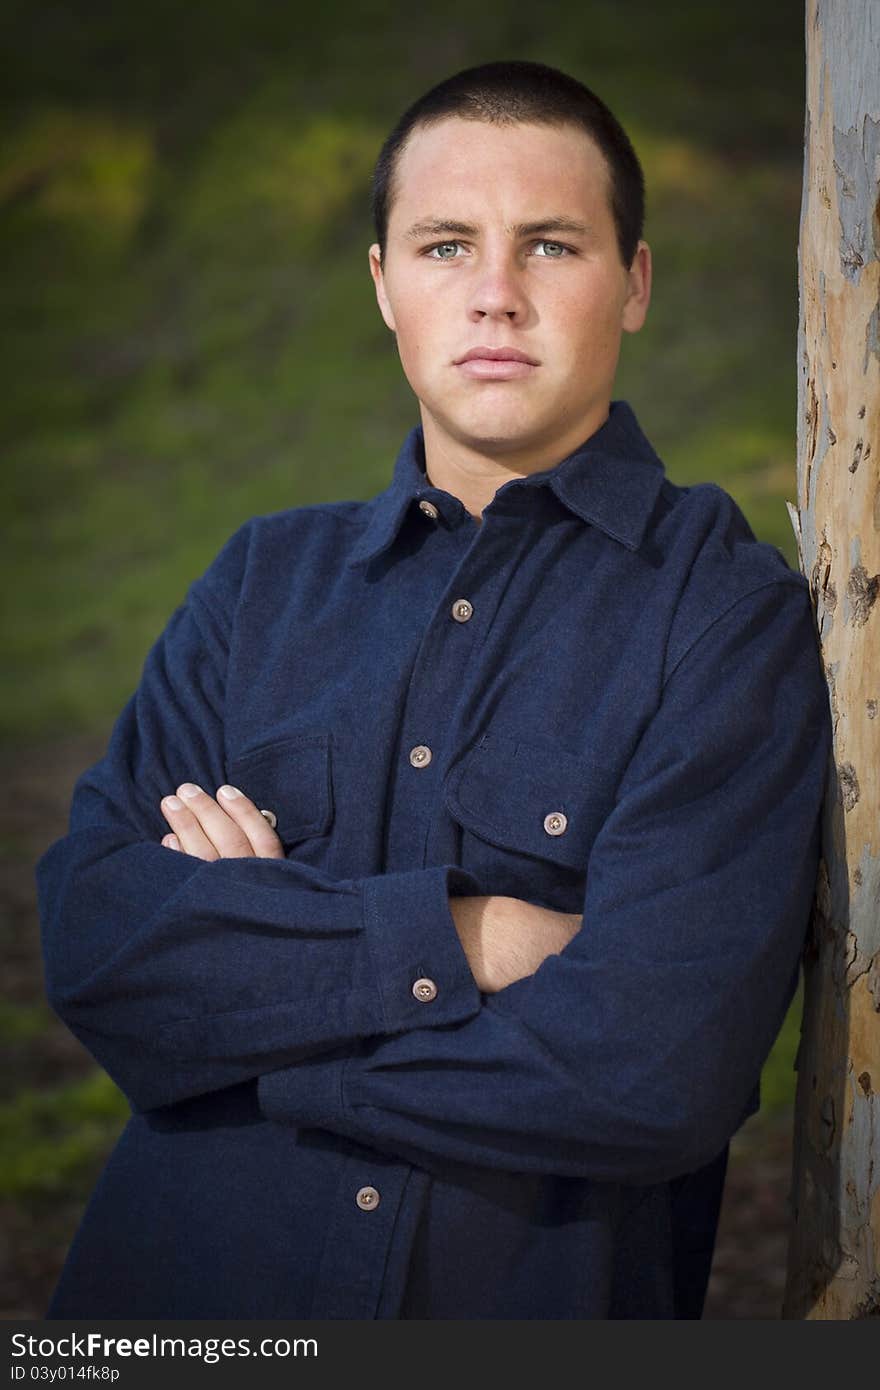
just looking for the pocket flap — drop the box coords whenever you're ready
[444,729,614,871]
[227,733,333,845]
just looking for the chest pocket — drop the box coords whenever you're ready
[443,729,616,905]
[226,732,333,851]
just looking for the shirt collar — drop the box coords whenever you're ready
[346,399,667,568]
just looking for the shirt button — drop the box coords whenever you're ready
[418,499,439,519]
[543,811,568,836]
[409,744,433,768]
[355,1185,380,1211]
[412,977,438,1002]
[259,809,277,829]
[451,598,474,623]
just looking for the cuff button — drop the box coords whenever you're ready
[412,977,438,1002]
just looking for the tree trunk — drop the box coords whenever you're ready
[783,0,880,1319]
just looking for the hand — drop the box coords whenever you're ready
[159,782,285,861]
[449,895,583,993]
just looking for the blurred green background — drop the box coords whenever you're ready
[1,0,808,1315]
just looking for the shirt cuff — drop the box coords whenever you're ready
[257,864,484,1132]
[362,864,484,1034]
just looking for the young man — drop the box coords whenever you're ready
[37,60,830,1319]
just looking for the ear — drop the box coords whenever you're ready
[621,240,652,334]
[369,243,397,333]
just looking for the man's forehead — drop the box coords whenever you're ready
[390,118,611,221]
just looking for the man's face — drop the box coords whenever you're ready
[369,116,651,465]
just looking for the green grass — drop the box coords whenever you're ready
[761,978,803,1115]
[0,1070,128,1198]
[0,1002,55,1043]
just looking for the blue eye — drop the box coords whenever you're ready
[423,238,573,260]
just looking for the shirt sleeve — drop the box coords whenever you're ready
[257,578,832,1187]
[36,525,483,1113]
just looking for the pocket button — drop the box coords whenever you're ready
[412,977,438,1002]
[543,811,568,836]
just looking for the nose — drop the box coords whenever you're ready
[466,245,529,323]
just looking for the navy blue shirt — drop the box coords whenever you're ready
[37,400,830,1319]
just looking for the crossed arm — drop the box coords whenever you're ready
[37,554,830,1184]
[157,780,583,994]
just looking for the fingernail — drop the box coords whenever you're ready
[163,795,183,811]
[178,783,202,800]
[218,785,241,800]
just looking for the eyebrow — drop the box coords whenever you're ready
[403,216,593,241]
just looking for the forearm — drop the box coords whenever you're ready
[449,894,583,992]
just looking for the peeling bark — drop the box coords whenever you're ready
[784,0,880,1320]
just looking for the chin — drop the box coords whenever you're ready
[446,406,545,453]
[456,427,534,456]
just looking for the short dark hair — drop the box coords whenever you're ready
[371,59,645,269]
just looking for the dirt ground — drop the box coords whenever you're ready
[2,735,798,1320]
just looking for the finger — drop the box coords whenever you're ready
[161,833,181,851]
[160,793,227,861]
[175,782,260,858]
[216,784,286,859]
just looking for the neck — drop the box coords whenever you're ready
[419,402,611,524]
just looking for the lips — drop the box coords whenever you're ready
[455,346,540,380]
[456,346,539,365]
